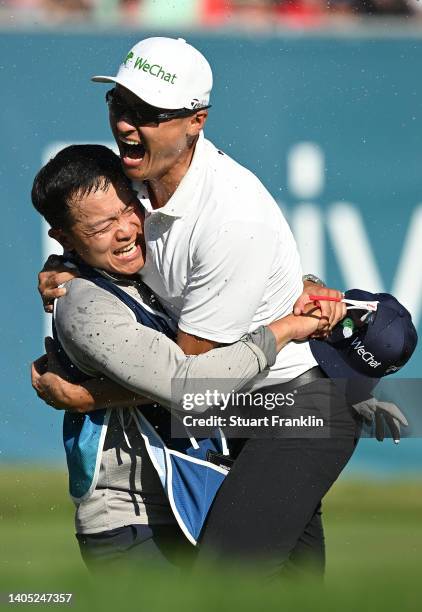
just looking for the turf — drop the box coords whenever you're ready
[1,467,421,611]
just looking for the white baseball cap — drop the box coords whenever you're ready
[92,37,213,111]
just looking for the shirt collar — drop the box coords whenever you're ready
[93,267,133,284]
[67,252,141,286]
[134,131,206,219]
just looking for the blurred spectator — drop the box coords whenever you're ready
[226,1,276,26]
[1,0,41,22]
[408,0,422,14]
[275,0,326,27]
[2,0,94,22]
[201,0,232,25]
[141,0,200,26]
[120,0,142,21]
[0,0,420,28]
[42,0,93,21]
[353,0,413,15]
[93,0,137,24]
[6,0,40,10]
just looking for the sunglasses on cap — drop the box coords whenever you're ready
[105,88,210,125]
[308,294,379,339]
[309,295,378,319]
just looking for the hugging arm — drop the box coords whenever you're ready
[35,278,276,413]
[32,279,321,414]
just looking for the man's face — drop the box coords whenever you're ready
[109,86,200,182]
[62,180,146,275]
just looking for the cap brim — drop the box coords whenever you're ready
[91,74,156,105]
[92,74,119,84]
[311,339,380,405]
[91,75,178,109]
[310,338,372,380]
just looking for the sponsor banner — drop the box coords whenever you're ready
[1,32,421,469]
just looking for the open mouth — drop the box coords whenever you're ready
[113,238,141,260]
[119,137,146,166]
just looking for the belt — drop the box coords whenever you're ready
[227,367,329,454]
[255,366,327,397]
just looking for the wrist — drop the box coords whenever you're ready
[282,314,298,342]
[267,316,295,352]
[302,274,326,288]
[63,383,95,414]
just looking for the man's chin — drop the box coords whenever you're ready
[119,156,149,181]
[111,256,145,276]
[89,253,144,277]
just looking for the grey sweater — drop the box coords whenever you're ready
[54,275,276,534]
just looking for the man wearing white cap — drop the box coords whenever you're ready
[88,36,341,355]
[38,37,359,576]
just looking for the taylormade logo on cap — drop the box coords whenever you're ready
[123,51,177,85]
[92,37,213,111]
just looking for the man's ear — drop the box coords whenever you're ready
[49,228,74,251]
[187,110,208,136]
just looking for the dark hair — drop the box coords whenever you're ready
[31,144,131,229]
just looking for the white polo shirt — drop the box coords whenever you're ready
[136,132,317,388]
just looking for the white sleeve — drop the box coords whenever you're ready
[178,220,278,343]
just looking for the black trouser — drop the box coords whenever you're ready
[196,373,361,578]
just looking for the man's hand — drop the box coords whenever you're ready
[38,255,79,313]
[31,337,146,412]
[352,397,409,443]
[268,303,323,352]
[31,337,95,413]
[294,281,346,338]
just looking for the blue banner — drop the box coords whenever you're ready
[1,31,421,473]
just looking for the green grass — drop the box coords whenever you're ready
[1,467,422,611]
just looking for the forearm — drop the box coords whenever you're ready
[170,330,275,412]
[75,377,151,413]
[55,280,278,414]
[268,316,296,352]
[60,310,320,415]
[60,324,274,413]
[84,321,295,412]
[93,331,272,411]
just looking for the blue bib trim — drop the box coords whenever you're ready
[133,411,227,545]
[62,409,109,501]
